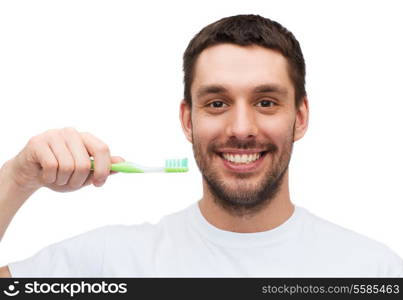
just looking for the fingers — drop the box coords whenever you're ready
[81,170,96,188]
[47,130,76,186]
[62,127,92,188]
[28,127,122,190]
[79,156,124,187]
[29,136,59,185]
[80,131,111,187]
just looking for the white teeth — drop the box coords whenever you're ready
[222,153,261,164]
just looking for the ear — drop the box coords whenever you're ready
[179,100,193,143]
[293,96,309,142]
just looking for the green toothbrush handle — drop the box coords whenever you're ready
[111,162,145,173]
[90,160,144,173]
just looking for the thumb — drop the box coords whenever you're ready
[111,156,125,163]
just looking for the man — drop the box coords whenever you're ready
[1,14,402,277]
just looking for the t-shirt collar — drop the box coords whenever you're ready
[187,201,304,249]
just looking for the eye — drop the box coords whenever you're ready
[207,101,227,108]
[256,100,276,107]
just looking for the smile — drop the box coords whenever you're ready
[222,152,262,164]
[218,151,268,172]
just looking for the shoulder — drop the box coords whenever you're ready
[300,207,403,276]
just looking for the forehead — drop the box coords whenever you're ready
[192,43,293,98]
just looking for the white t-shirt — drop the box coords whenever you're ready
[8,202,403,277]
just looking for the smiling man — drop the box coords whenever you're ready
[1,14,403,277]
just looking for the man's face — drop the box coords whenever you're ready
[180,43,308,216]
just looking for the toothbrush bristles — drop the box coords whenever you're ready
[164,158,188,172]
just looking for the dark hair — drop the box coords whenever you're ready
[183,14,306,108]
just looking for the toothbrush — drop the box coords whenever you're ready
[89,157,189,173]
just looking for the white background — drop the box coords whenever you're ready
[1,0,402,266]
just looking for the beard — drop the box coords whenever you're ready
[192,127,294,218]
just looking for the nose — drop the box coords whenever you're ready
[225,102,258,139]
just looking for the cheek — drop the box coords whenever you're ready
[257,114,294,144]
[192,115,223,141]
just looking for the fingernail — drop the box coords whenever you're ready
[95,179,105,186]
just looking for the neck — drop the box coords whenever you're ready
[198,170,294,233]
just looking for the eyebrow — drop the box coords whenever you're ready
[195,83,288,99]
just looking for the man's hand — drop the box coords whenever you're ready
[0,127,125,264]
[7,127,124,193]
